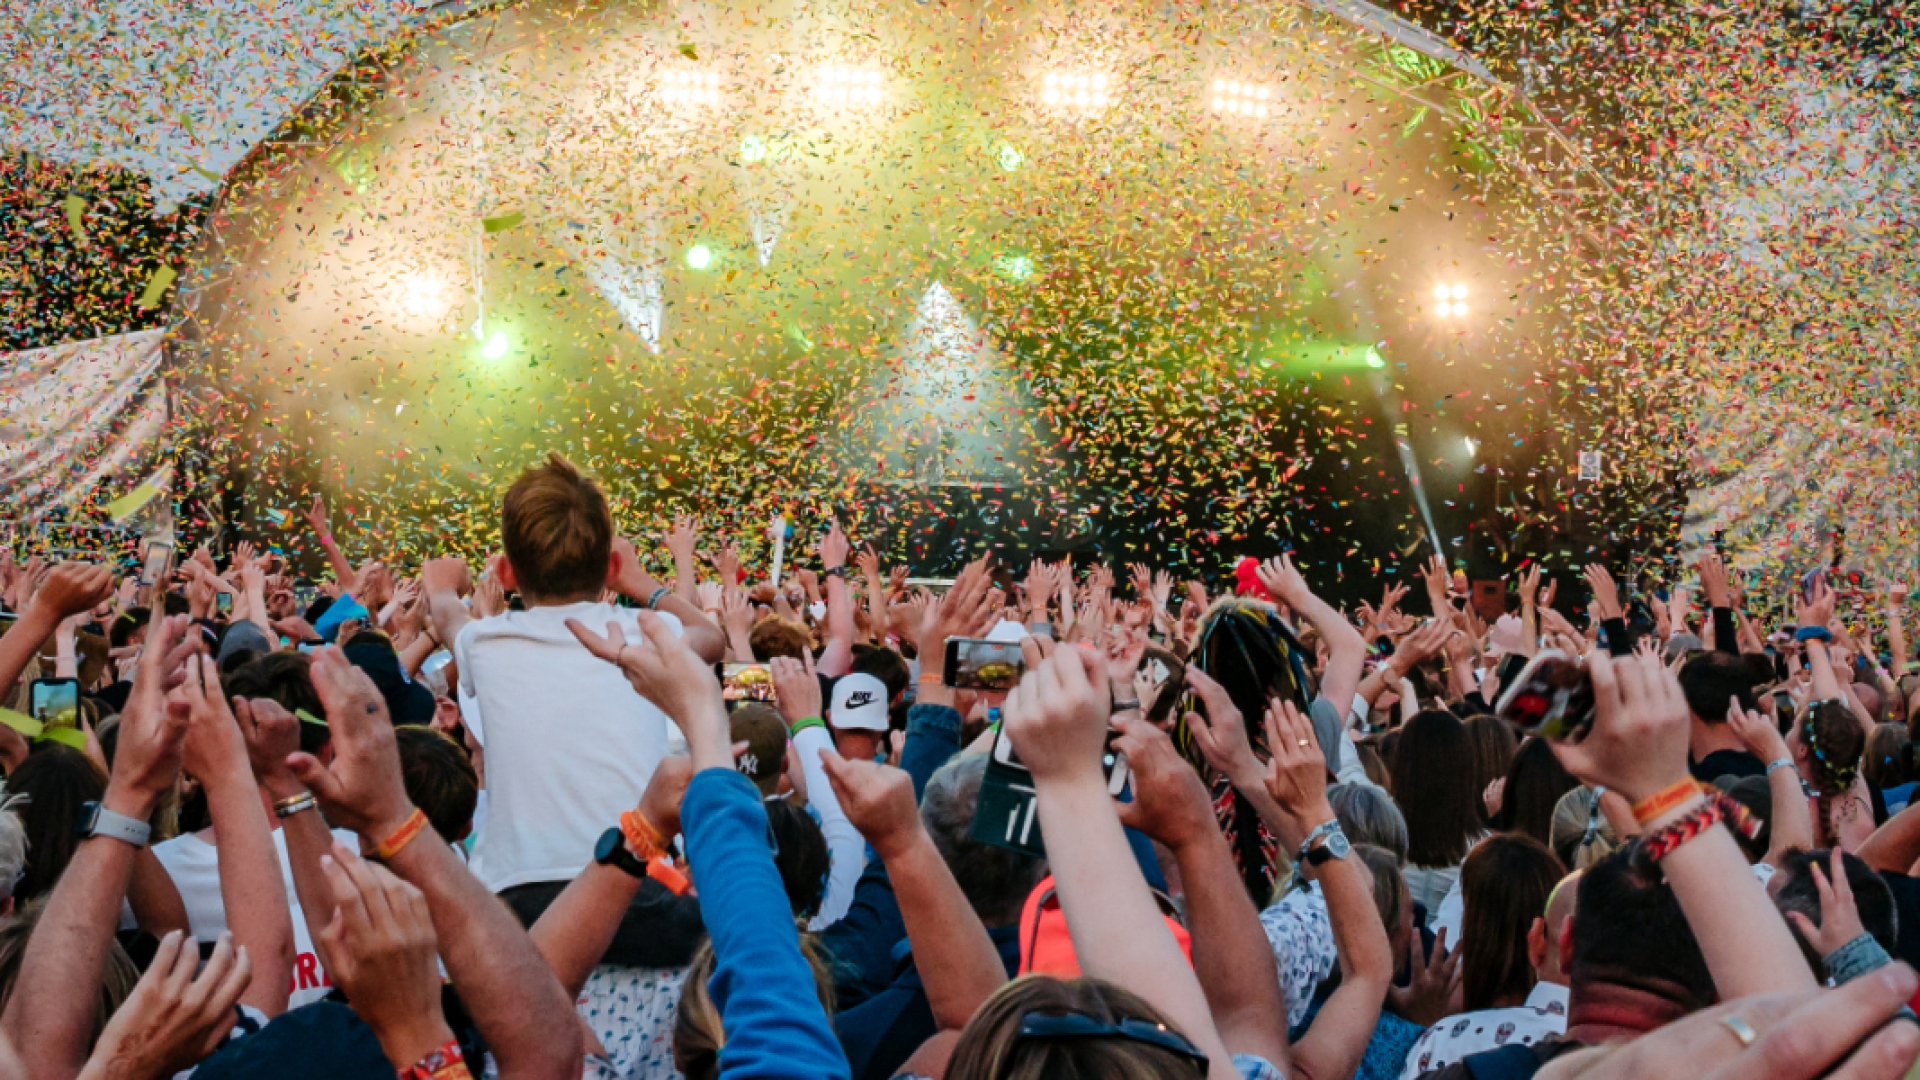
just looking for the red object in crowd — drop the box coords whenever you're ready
[1018,875,1192,977]
[1234,557,1271,601]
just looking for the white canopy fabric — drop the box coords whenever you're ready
[0,328,170,518]
[0,0,431,213]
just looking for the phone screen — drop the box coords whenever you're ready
[30,679,80,728]
[943,638,1025,690]
[140,542,173,586]
[216,592,233,615]
[1494,650,1595,740]
[722,662,776,704]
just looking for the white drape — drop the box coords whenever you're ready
[0,329,170,518]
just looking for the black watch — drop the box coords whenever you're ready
[822,565,848,580]
[1304,829,1351,867]
[594,827,648,879]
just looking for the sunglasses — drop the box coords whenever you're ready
[1015,1011,1209,1070]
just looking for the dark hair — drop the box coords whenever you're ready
[1460,835,1564,1010]
[1462,716,1517,826]
[1571,848,1713,1009]
[946,975,1207,1080]
[1802,700,1866,847]
[394,727,478,844]
[109,608,151,649]
[1678,651,1757,724]
[1392,710,1483,869]
[1495,738,1579,847]
[851,644,910,705]
[921,755,1047,926]
[225,651,330,756]
[1864,724,1910,792]
[1741,652,1778,692]
[500,452,612,602]
[765,799,831,919]
[10,745,108,902]
[1775,849,1896,964]
[1717,776,1773,864]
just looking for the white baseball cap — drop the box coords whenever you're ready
[830,672,891,732]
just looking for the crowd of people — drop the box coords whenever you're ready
[0,450,1918,1080]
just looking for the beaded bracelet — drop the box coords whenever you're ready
[1632,793,1762,872]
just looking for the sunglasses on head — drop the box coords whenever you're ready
[1015,1011,1209,1070]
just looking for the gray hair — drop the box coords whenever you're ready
[920,755,1047,927]
[1329,783,1408,864]
[0,797,27,903]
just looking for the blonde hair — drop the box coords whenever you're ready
[673,932,837,1080]
[945,976,1207,1080]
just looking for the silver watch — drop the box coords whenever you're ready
[77,801,151,848]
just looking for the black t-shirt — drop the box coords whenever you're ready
[1879,871,1920,972]
[1691,748,1766,783]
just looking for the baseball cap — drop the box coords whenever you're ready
[985,619,1027,644]
[829,672,890,732]
[729,704,789,796]
[218,620,273,663]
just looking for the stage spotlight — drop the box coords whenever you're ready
[996,143,1025,172]
[402,273,446,317]
[481,331,509,360]
[686,244,713,269]
[739,134,768,163]
[1432,283,1469,319]
[659,68,722,107]
[1463,436,1478,459]
[815,64,885,108]
[1364,346,1387,369]
[994,253,1035,282]
[1208,76,1271,119]
[1452,283,1469,300]
[1432,284,1451,301]
[1041,71,1112,111]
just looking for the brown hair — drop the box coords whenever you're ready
[1354,843,1407,940]
[674,934,837,1080]
[1463,715,1518,826]
[0,897,137,1047]
[749,616,814,663]
[1803,700,1866,847]
[1459,834,1565,1011]
[945,975,1207,1080]
[10,745,107,902]
[395,726,478,843]
[500,453,612,603]
[1392,710,1483,869]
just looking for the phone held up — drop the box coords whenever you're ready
[29,677,81,728]
[943,638,1025,691]
[1494,649,1596,741]
[971,706,1132,858]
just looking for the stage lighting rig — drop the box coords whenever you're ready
[1431,282,1469,319]
[659,68,722,107]
[815,65,885,108]
[1209,78,1271,118]
[1041,71,1112,111]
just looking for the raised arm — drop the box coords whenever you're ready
[302,493,358,588]
[0,562,112,706]
[611,536,724,665]
[171,655,294,1017]
[420,556,474,651]
[816,521,854,678]
[290,648,582,1080]
[667,515,700,605]
[770,652,864,927]
[3,615,198,1079]
[1259,555,1365,711]
[1001,639,1234,1072]
[911,560,997,712]
[1799,583,1871,729]
[236,697,339,969]
[1726,699,1814,866]
[1551,649,1817,998]
[819,750,1003,1033]
[1262,700,1391,1080]
[1113,711,1292,1072]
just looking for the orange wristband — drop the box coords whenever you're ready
[620,809,666,860]
[917,672,945,686]
[371,808,430,862]
[1632,778,1707,825]
[647,857,692,896]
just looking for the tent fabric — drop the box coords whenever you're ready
[0,328,170,518]
[0,0,432,213]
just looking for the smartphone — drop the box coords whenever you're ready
[1494,650,1595,740]
[721,662,776,704]
[1800,568,1826,603]
[943,638,1025,690]
[140,542,173,587]
[30,678,80,728]
[989,723,1131,797]
[215,592,233,615]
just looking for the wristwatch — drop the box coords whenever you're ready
[594,827,648,879]
[1304,828,1352,867]
[76,801,151,848]
[1296,818,1341,865]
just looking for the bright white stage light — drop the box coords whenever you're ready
[659,68,722,107]
[1209,76,1271,118]
[1432,283,1470,320]
[402,273,446,317]
[1040,70,1113,111]
[1452,283,1469,300]
[815,65,886,108]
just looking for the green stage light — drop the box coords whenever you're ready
[994,253,1034,281]
[996,143,1025,172]
[482,331,509,360]
[739,134,768,163]
[1365,346,1387,369]
[687,244,713,269]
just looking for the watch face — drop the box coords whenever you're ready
[1326,831,1351,859]
[594,827,623,865]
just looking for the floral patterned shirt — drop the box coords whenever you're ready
[574,963,691,1080]
[1258,879,1339,1030]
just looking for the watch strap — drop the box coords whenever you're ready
[77,801,151,848]
[1296,818,1339,865]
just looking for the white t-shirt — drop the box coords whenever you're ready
[152,826,360,1009]
[455,601,683,892]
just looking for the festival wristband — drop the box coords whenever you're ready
[1796,626,1833,643]
[647,586,673,611]
[790,716,827,737]
[1631,778,1708,825]
[397,1039,469,1080]
[1634,792,1761,870]
[1766,757,1796,776]
[620,808,667,860]
[647,857,692,896]
[370,808,430,862]
[917,672,945,685]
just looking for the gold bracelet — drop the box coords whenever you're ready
[273,792,318,819]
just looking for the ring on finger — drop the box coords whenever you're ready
[1721,1014,1757,1049]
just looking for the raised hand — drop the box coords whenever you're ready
[1518,564,1542,608]
[1781,849,1867,958]
[286,647,414,840]
[1698,550,1732,608]
[83,930,252,1080]
[666,515,698,568]
[26,562,114,623]
[818,750,921,861]
[1255,554,1313,610]
[1419,553,1452,615]
[1584,563,1623,622]
[637,755,695,843]
[471,566,506,619]
[302,493,331,538]
[107,615,196,819]
[235,697,305,799]
[854,546,881,583]
[1182,666,1261,790]
[819,519,849,572]
[170,655,248,782]
[1111,712,1215,850]
[1260,697,1333,831]
[768,652,824,727]
[1387,928,1462,1028]
[1548,650,1692,804]
[1001,638,1109,787]
[1150,570,1174,612]
[1394,617,1455,669]
[1797,579,1837,632]
[313,842,452,1069]
[713,543,744,588]
[420,556,472,600]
